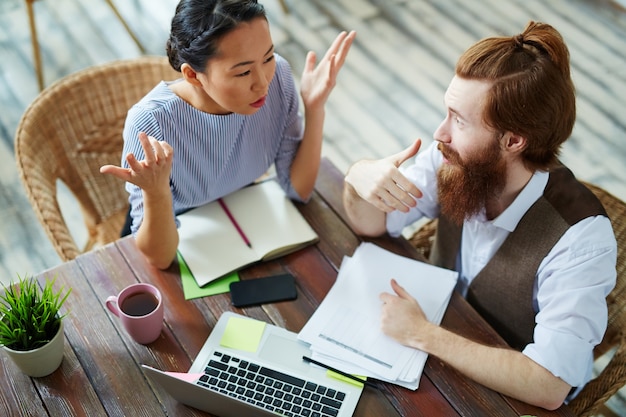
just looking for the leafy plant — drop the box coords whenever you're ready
[0,274,71,351]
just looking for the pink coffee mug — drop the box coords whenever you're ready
[105,283,164,344]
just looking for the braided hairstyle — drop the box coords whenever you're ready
[456,21,576,171]
[166,0,266,73]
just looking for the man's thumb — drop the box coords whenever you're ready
[395,139,422,167]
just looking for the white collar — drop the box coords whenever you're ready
[488,170,548,232]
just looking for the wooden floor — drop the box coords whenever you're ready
[1,0,625,414]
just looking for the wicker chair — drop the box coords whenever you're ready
[408,182,626,417]
[15,56,180,262]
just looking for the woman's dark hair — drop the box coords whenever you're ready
[456,21,576,171]
[166,0,266,72]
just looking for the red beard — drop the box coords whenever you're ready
[437,141,507,225]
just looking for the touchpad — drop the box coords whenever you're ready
[259,334,311,373]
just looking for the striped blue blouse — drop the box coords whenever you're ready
[122,54,304,234]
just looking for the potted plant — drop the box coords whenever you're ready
[0,274,71,377]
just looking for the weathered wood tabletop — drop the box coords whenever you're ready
[0,158,574,417]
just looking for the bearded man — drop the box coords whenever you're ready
[342,21,616,410]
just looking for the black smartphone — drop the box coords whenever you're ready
[229,273,297,308]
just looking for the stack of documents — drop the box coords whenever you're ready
[298,242,458,390]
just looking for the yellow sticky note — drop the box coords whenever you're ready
[326,370,366,388]
[220,317,266,352]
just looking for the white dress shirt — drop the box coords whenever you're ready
[387,142,617,391]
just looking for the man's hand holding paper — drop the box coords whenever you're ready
[380,278,432,348]
[298,242,458,390]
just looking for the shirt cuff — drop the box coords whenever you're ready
[523,325,595,387]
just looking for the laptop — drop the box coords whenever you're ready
[142,312,364,417]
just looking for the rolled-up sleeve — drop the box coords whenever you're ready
[523,215,616,387]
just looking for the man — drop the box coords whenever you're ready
[343,21,616,410]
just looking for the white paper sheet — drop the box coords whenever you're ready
[298,242,458,389]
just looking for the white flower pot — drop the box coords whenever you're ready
[2,320,65,377]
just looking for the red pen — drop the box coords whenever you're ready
[218,198,252,248]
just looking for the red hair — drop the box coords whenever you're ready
[455,21,576,171]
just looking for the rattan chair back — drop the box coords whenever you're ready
[15,56,179,261]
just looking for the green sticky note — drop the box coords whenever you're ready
[178,252,239,300]
[326,370,366,388]
[220,316,266,352]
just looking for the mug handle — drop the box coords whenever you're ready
[105,296,121,317]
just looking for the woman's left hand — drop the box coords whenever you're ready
[299,30,356,110]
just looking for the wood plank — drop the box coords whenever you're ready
[0,354,49,416]
[31,343,107,417]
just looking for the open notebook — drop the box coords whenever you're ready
[177,180,319,287]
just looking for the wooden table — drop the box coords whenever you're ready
[0,159,575,417]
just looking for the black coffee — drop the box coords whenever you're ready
[121,292,159,317]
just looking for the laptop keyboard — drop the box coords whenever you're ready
[197,350,347,417]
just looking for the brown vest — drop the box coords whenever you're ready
[430,166,607,351]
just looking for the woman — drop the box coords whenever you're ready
[100,0,355,269]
